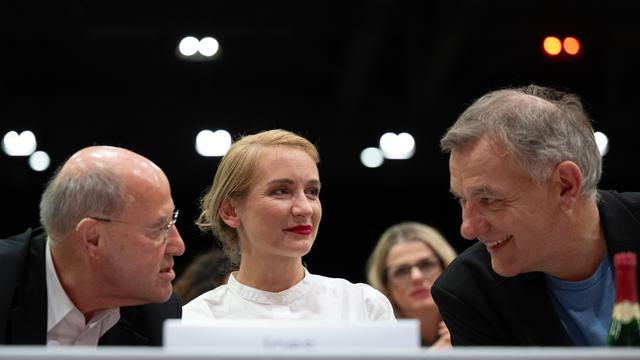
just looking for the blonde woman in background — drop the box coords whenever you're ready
[367,222,457,347]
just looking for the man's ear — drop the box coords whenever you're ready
[553,160,583,210]
[75,217,101,258]
[219,198,241,228]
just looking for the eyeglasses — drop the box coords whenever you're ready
[386,257,442,285]
[89,210,179,244]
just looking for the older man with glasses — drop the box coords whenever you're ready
[0,145,185,346]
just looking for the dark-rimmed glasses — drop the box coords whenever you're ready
[89,210,179,244]
[386,256,442,286]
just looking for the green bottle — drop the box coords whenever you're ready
[607,252,640,346]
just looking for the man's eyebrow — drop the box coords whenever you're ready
[153,215,170,226]
[154,208,176,224]
[449,186,498,199]
[470,186,498,198]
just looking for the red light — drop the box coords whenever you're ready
[543,36,562,56]
[563,37,581,55]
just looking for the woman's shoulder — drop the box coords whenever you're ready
[309,273,391,302]
[309,273,395,320]
[308,272,358,289]
[181,284,232,320]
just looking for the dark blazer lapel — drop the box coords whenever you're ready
[598,190,640,293]
[9,232,47,344]
[99,307,150,346]
[499,273,572,345]
[598,191,640,256]
[100,295,181,346]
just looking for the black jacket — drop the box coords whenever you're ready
[432,190,640,345]
[0,228,181,345]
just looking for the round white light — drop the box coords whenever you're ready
[179,36,200,56]
[195,129,232,157]
[379,132,415,159]
[199,37,219,57]
[2,130,37,156]
[29,150,50,171]
[360,147,384,168]
[594,131,609,156]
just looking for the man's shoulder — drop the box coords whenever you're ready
[105,293,182,346]
[122,293,182,321]
[0,228,34,252]
[441,242,492,277]
[598,189,640,258]
[0,228,48,345]
[0,228,45,275]
[598,190,640,214]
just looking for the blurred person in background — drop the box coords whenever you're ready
[367,222,457,347]
[174,247,236,305]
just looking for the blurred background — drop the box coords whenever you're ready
[2,0,639,283]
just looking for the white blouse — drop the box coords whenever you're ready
[182,269,395,321]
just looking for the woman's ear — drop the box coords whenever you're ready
[219,198,241,228]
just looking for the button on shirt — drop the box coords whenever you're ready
[182,268,395,321]
[45,240,120,346]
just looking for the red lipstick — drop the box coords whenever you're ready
[284,225,312,235]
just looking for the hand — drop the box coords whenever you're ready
[430,321,452,348]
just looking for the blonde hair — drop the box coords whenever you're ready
[196,129,320,263]
[366,222,457,300]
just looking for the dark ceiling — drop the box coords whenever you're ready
[2,0,640,282]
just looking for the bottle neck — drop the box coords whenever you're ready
[615,264,638,303]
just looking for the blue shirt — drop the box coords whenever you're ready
[545,254,615,346]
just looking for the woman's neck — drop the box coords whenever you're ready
[235,254,305,292]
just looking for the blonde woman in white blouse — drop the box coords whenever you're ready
[183,129,394,321]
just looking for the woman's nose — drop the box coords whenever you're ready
[292,193,313,217]
[409,265,425,281]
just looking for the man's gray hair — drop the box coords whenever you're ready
[39,166,130,241]
[440,85,602,200]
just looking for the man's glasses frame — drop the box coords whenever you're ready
[88,210,179,244]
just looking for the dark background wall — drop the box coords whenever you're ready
[2,0,639,283]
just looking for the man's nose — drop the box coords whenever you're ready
[460,203,490,240]
[166,226,185,256]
